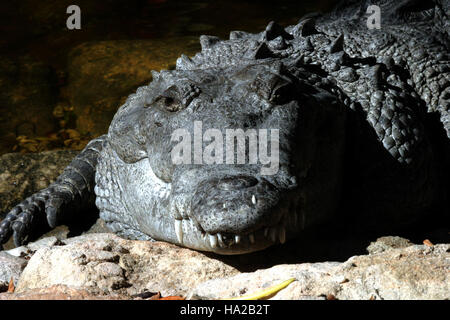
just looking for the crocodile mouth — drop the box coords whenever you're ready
[172,214,292,254]
[174,219,286,254]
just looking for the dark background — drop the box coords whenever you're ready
[0,0,341,155]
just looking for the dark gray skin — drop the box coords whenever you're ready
[0,0,448,254]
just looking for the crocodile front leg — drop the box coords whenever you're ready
[0,135,106,249]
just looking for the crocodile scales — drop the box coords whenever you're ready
[1,0,449,254]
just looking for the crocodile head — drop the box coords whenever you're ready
[108,59,346,254]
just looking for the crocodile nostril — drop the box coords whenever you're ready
[217,176,259,191]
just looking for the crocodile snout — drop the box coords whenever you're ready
[216,175,259,190]
[190,174,281,235]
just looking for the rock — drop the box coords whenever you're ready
[26,236,63,252]
[0,284,130,300]
[15,233,239,298]
[0,150,108,250]
[334,243,450,300]
[190,241,450,300]
[67,39,200,136]
[0,252,28,291]
[366,236,413,254]
[8,234,449,300]
[4,246,31,259]
[0,150,78,215]
[189,262,341,300]
[83,218,112,235]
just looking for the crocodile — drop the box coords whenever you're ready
[0,0,449,254]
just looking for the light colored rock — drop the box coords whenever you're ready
[366,236,413,254]
[0,252,28,289]
[334,244,450,300]
[16,233,239,297]
[190,243,450,300]
[26,236,62,252]
[0,284,129,300]
[189,262,341,300]
[5,234,69,257]
[8,233,450,300]
[4,246,31,258]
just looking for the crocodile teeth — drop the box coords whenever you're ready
[279,227,286,244]
[174,220,183,244]
[235,235,241,244]
[217,233,225,247]
[209,234,218,248]
[249,233,255,244]
[172,205,183,220]
[251,195,257,205]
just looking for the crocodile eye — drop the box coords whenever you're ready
[156,86,184,112]
[156,83,201,112]
[161,96,182,112]
[163,96,175,106]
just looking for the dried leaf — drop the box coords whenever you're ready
[147,292,161,300]
[423,239,433,247]
[7,278,15,293]
[225,278,296,300]
[158,296,186,300]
